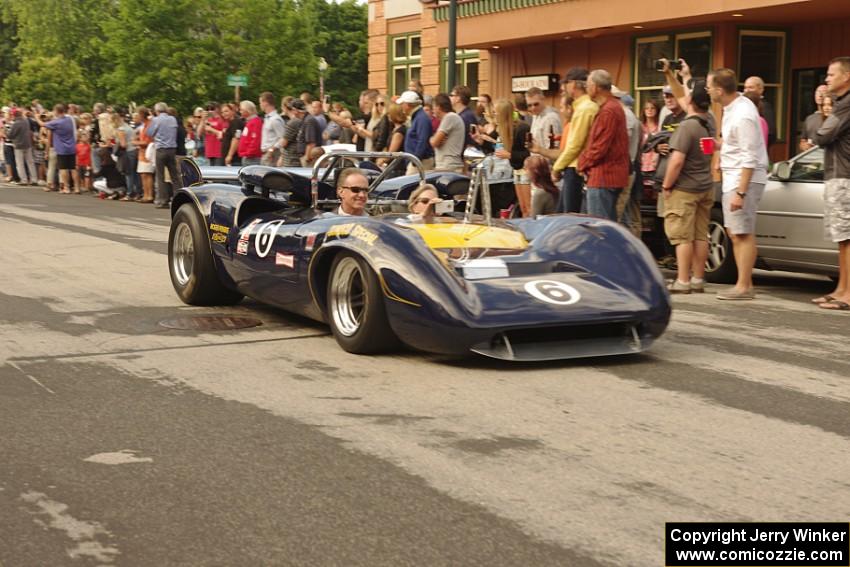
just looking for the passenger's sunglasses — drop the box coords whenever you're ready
[340,186,369,194]
[414,197,435,205]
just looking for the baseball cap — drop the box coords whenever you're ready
[193,106,204,116]
[397,90,422,105]
[611,85,627,98]
[290,99,306,111]
[662,85,674,96]
[690,79,711,110]
[561,67,589,83]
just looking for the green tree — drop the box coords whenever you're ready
[305,0,368,107]
[1,55,92,105]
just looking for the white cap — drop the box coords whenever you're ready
[397,90,422,105]
[611,85,627,98]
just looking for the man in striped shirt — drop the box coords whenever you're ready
[577,69,631,221]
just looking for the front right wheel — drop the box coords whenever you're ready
[327,252,398,354]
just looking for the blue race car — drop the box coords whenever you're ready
[168,152,670,361]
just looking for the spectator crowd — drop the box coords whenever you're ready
[2,56,849,309]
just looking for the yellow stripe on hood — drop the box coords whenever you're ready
[407,223,528,250]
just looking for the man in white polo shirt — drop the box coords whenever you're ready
[707,67,769,300]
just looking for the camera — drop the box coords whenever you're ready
[655,59,682,72]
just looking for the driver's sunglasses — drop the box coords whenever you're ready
[528,102,541,107]
[340,186,369,194]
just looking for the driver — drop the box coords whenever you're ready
[335,168,370,216]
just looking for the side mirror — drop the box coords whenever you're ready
[773,161,792,181]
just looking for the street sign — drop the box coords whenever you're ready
[227,74,248,87]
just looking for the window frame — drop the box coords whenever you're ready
[439,48,481,99]
[388,32,422,96]
[632,30,712,117]
[737,28,789,142]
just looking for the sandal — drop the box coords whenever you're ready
[139,198,154,203]
[812,294,835,304]
[819,300,850,311]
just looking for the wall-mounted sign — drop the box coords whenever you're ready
[511,74,560,93]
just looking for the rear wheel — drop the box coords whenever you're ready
[327,253,398,354]
[705,208,737,284]
[168,204,243,305]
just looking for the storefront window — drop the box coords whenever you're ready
[738,30,787,140]
[634,32,711,115]
[389,33,422,96]
[440,49,480,97]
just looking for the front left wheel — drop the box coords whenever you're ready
[168,204,243,305]
[327,252,398,354]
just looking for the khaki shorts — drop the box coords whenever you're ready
[721,182,764,235]
[664,189,713,245]
[824,178,850,243]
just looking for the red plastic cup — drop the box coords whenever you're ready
[699,137,715,155]
[499,208,510,219]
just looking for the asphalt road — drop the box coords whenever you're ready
[1,184,848,567]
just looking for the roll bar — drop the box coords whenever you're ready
[310,151,425,208]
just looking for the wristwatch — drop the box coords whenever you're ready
[736,191,747,198]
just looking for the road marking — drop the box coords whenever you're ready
[84,450,153,465]
[19,491,120,563]
[8,361,56,394]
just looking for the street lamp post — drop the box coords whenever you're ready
[447,0,457,91]
[318,57,329,102]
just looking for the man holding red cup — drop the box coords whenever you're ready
[658,65,717,294]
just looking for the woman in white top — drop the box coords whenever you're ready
[351,95,387,152]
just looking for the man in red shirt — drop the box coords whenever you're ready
[202,103,227,166]
[578,69,631,221]
[236,100,263,165]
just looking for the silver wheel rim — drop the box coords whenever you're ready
[706,220,726,272]
[330,257,366,337]
[172,222,194,286]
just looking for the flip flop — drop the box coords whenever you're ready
[819,300,850,311]
[812,294,835,304]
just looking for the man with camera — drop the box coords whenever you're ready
[657,62,716,293]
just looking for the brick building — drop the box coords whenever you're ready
[368,0,850,159]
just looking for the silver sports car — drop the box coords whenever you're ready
[706,147,838,282]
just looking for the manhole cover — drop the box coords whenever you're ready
[158,316,263,331]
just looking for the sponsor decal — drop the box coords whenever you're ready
[255,220,284,258]
[275,252,295,268]
[209,223,230,235]
[211,232,227,243]
[304,232,317,251]
[524,280,581,305]
[236,219,261,256]
[326,223,377,247]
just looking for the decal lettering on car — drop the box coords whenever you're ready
[211,233,227,243]
[209,223,230,235]
[236,219,262,256]
[304,232,318,251]
[326,223,377,247]
[255,220,285,258]
[275,252,295,268]
[524,280,581,306]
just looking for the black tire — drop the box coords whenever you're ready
[168,204,243,305]
[326,252,399,354]
[705,207,737,284]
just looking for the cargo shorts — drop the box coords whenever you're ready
[824,178,850,243]
[663,189,713,245]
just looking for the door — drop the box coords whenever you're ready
[757,148,831,269]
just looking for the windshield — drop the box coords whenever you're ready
[785,148,824,182]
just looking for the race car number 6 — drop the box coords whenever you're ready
[255,220,284,258]
[524,280,581,305]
